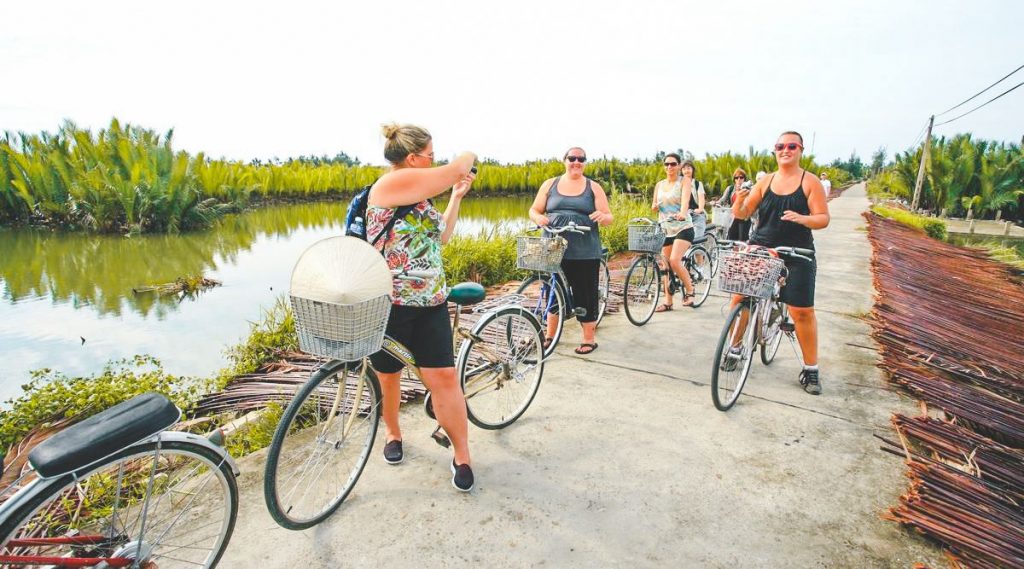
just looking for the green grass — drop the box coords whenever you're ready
[871,205,948,240]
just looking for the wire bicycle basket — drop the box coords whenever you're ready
[628,223,666,254]
[717,250,785,299]
[291,294,392,361]
[517,236,567,272]
[712,205,733,231]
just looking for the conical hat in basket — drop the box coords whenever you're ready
[290,236,392,304]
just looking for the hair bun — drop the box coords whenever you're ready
[381,123,401,140]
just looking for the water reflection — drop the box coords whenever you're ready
[0,196,532,397]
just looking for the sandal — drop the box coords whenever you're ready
[681,292,696,307]
[574,343,598,355]
[654,303,674,313]
[543,337,555,350]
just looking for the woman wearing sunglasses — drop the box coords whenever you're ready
[730,131,830,394]
[528,147,613,355]
[367,122,478,490]
[651,153,697,310]
[717,168,754,241]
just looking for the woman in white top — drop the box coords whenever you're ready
[651,153,696,310]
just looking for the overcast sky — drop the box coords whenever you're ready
[2,1,1021,166]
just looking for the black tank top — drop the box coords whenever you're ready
[749,171,814,250]
[544,176,602,260]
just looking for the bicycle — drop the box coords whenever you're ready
[264,252,545,530]
[710,241,814,411]
[0,392,239,568]
[621,218,714,326]
[514,222,610,358]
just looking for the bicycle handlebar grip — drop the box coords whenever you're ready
[792,247,815,257]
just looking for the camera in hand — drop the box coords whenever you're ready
[741,180,754,190]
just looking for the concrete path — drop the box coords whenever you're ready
[222,184,943,568]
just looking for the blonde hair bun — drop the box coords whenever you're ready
[381,122,401,140]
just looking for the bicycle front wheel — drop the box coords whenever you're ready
[623,255,660,326]
[264,360,381,530]
[0,440,237,569]
[688,246,713,307]
[596,259,611,325]
[760,301,789,365]
[704,233,720,276]
[461,306,545,429]
[516,274,565,357]
[711,301,757,411]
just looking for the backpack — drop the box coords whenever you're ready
[343,182,419,249]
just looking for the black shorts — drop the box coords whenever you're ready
[780,255,816,308]
[369,303,455,373]
[560,258,600,323]
[727,219,752,241]
[663,228,695,246]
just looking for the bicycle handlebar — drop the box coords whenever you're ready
[391,268,438,282]
[532,222,591,234]
[719,240,815,263]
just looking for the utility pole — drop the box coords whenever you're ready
[911,115,934,212]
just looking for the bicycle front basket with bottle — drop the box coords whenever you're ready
[517,235,567,272]
[628,223,666,254]
[717,250,785,299]
[289,236,394,362]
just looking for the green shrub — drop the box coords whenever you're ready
[216,297,297,389]
[872,205,948,240]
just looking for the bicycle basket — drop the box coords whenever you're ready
[291,294,392,361]
[517,236,567,272]
[628,224,666,254]
[717,250,785,299]
[712,205,733,230]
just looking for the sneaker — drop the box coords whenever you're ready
[451,460,474,492]
[720,346,742,372]
[383,440,403,465]
[799,368,822,395]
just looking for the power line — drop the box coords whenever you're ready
[907,119,930,151]
[935,63,1024,117]
[934,80,1024,127]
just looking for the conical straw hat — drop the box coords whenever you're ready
[290,236,392,304]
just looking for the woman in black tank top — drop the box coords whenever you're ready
[729,131,830,395]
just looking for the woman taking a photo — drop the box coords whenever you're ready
[718,168,753,241]
[651,153,696,310]
[730,131,830,394]
[528,147,613,355]
[367,123,478,491]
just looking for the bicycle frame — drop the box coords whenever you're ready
[0,431,237,567]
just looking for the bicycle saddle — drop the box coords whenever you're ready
[448,282,486,306]
[29,392,181,479]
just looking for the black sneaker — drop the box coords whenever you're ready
[383,440,403,465]
[451,460,474,492]
[799,368,822,395]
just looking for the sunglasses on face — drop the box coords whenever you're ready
[664,161,679,167]
[733,176,746,180]
[566,156,587,163]
[774,143,803,152]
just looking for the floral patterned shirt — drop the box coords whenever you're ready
[366,202,447,306]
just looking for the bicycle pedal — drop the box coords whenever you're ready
[430,427,451,449]
[780,321,795,333]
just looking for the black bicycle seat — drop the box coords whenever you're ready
[29,392,180,479]
[448,282,486,306]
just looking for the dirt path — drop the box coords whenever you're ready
[220,183,943,568]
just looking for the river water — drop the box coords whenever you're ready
[0,197,533,401]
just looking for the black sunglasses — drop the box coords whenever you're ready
[733,175,746,179]
[664,161,679,167]
[566,156,587,163]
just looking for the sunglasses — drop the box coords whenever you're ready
[664,161,679,167]
[774,143,803,152]
[733,175,746,180]
[566,156,587,163]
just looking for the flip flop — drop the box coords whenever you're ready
[681,293,696,307]
[543,337,555,350]
[574,343,598,355]
[654,303,673,313]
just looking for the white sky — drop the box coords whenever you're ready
[2,0,1022,166]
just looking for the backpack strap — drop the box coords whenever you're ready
[369,202,421,249]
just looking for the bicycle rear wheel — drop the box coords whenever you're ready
[596,258,610,325]
[687,246,712,307]
[0,440,237,569]
[461,306,545,429]
[623,255,660,326]
[516,274,565,357]
[711,301,757,411]
[760,301,789,365]
[704,233,720,276]
[264,360,380,530]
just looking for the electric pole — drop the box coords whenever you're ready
[911,115,934,212]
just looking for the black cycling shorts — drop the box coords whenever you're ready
[780,255,816,308]
[369,303,455,373]
[663,227,695,246]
